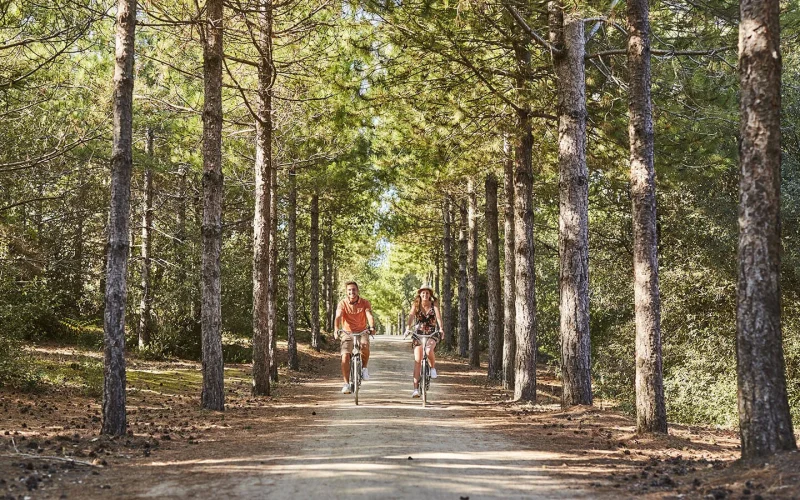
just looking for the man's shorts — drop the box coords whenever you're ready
[340,332,370,355]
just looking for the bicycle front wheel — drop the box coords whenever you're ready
[354,356,362,405]
[421,359,428,407]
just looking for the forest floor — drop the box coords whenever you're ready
[0,335,798,499]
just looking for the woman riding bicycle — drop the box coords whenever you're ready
[405,284,445,398]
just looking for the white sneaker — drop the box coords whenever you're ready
[430,368,438,379]
[341,383,351,394]
[361,368,370,381]
[411,389,420,398]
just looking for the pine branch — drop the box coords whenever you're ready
[586,46,733,59]
[502,3,561,55]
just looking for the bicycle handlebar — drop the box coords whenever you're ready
[335,329,372,340]
[403,325,441,340]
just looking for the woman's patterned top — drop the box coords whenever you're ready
[415,300,438,333]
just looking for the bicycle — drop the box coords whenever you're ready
[336,329,371,405]
[404,327,440,407]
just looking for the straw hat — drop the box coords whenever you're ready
[417,283,435,295]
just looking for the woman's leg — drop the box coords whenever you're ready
[413,345,423,388]
[425,339,437,368]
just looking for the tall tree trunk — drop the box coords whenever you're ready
[330,261,338,330]
[268,150,279,383]
[129,213,136,260]
[502,137,516,391]
[287,164,298,370]
[513,108,537,402]
[736,0,796,458]
[138,128,154,349]
[251,0,273,397]
[176,164,188,320]
[99,215,108,320]
[485,174,502,379]
[458,200,469,358]
[435,252,440,296]
[323,221,332,332]
[627,0,666,433]
[73,182,86,314]
[551,5,592,407]
[102,0,136,436]
[511,29,538,402]
[321,247,328,330]
[467,179,480,368]
[322,217,334,332]
[200,0,225,411]
[310,194,320,351]
[442,196,454,350]
[192,191,203,328]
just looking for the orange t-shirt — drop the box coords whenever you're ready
[337,297,371,333]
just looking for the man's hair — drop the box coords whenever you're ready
[344,281,359,291]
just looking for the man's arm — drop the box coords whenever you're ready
[365,308,375,334]
[333,303,343,337]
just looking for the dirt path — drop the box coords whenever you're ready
[137,336,590,499]
[3,338,797,499]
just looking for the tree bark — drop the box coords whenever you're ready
[435,252,440,296]
[138,128,154,349]
[323,220,332,332]
[627,0,666,433]
[287,164,298,370]
[102,0,136,436]
[330,226,337,331]
[331,261,338,330]
[251,0,273,397]
[268,148,279,383]
[513,108,537,402]
[736,0,797,458]
[442,196,454,350]
[176,163,187,318]
[510,28,538,402]
[485,174,502,379]
[467,179,480,368]
[458,200,469,358]
[310,193,320,351]
[200,0,225,411]
[551,6,593,407]
[321,243,328,331]
[73,181,86,315]
[502,137,516,391]
[129,211,136,261]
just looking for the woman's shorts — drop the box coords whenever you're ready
[412,335,439,350]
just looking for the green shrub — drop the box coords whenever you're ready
[0,277,65,341]
[0,335,41,391]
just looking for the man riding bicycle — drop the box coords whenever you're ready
[334,281,375,394]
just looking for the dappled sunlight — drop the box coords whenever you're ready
[140,449,585,498]
[2,328,757,499]
[29,345,104,360]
